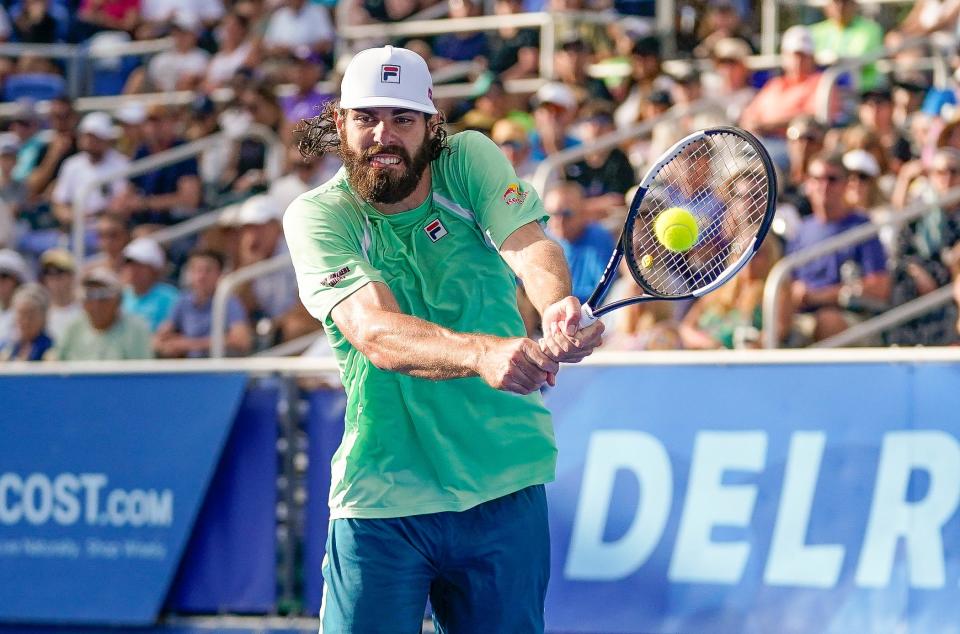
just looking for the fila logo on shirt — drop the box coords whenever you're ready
[424,219,448,242]
[381,65,401,83]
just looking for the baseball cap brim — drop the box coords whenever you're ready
[339,96,437,115]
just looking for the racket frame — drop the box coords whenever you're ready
[581,126,777,324]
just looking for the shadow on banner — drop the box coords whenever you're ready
[165,381,280,614]
[302,388,347,616]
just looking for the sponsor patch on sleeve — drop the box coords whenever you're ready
[502,182,528,205]
[319,266,351,288]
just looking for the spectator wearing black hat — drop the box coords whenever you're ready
[554,36,612,103]
[280,49,333,130]
[614,36,673,129]
[564,101,635,220]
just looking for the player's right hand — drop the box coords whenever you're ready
[477,337,560,395]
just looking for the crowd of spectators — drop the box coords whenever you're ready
[1,0,960,360]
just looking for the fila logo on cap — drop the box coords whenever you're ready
[381,65,401,83]
[424,219,448,242]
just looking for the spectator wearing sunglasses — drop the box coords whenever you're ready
[843,149,884,210]
[38,248,81,342]
[787,153,890,342]
[888,148,960,345]
[56,268,152,361]
[0,283,53,362]
[544,182,614,303]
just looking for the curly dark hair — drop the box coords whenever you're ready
[295,100,450,161]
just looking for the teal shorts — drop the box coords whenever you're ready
[319,484,550,633]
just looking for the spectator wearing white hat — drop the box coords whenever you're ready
[740,26,830,138]
[56,267,153,360]
[530,82,580,162]
[0,283,54,361]
[38,247,82,342]
[50,111,129,227]
[120,237,179,331]
[234,194,307,342]
[843,149,884,210]
[0,248,29,342]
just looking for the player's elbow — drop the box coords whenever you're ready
[352,321,401,371]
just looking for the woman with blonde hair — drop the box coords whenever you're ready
[679,232,792,349]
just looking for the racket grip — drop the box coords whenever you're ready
[579,304,597,328]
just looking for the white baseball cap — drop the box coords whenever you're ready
[534,82,577,111]
[0,249,30,282]
[236,194,281,226]
[339,46,437,115]
[122,237,166,269]
[79,112,120,140]
[843,149,880,177]
[781,25,814,56]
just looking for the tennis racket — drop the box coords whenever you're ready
[577,125,777,326]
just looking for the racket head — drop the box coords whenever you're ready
[622,126,776,300]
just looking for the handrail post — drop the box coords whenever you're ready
[761,0,778,56]
[539,13,555,80]
[71,124,282,265]
[211,254,293,358]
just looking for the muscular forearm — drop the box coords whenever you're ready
[501,225,572,317]
[348,307,491,380]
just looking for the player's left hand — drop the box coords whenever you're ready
[539,296,604,364]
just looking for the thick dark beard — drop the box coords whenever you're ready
[338,134,433,205]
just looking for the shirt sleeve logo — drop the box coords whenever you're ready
[381,65,401,83]
[319,266,351,288]
[424,219,448,242]
[502,182,528,205]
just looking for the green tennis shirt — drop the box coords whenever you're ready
[283,131,557,519]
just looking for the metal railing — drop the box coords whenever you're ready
[760,0,919,56]
[211,254,292,359]
[530,98,726,195]
[814,285,956,348]
[761,187,960,349]
[0,36,172,98]
[337,11,622,81]
[814,35,951,124]
[71,124,281,264]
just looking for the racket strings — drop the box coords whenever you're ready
[629,132,770,296]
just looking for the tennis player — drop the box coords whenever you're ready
[284,45,604,632]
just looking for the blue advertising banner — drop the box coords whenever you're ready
[303,389,347,616]
[0,373,247,625]
[544,362,960,634]
[166,383,279,614]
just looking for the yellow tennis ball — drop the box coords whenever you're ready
[654,207,698,252]
[641,254,653,268]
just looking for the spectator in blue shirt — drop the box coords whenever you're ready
[120,237,179,332]
[787,153,890,341]
[154,249,252,358]
[544,182,615,303]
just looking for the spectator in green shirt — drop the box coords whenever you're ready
[56,268,153,361]
[811,0,884,89]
